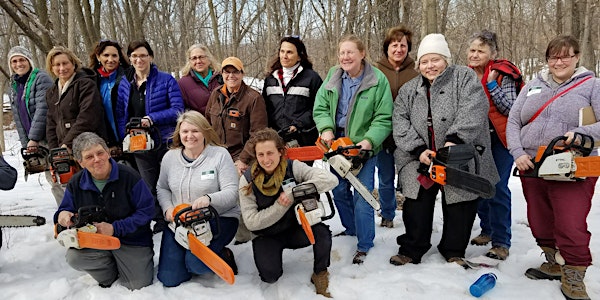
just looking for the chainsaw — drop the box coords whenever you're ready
[277,126,318,149]
[513,133,600,181]
[0,214,46,248]
[54,205,120,250]
[21,146,50,181]
[122,117,156,153]
[170,204,235,285]
[292,183,335,245]
[286,136,380,211]
[48,147,80,184]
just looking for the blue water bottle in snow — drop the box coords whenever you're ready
[469,273,497,297]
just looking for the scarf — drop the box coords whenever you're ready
[251,159,288,196]
[193,69,213,87]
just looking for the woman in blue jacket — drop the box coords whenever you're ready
[115,40,184,233]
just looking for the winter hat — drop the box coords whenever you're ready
[417,34,451,63]
[221,57,244,73]
[8,46,34,74]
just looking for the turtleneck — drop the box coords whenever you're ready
[281,63,300,86]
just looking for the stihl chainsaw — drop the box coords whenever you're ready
[426,144,496,199]
[513,133,600,181]
[286,136,381,211]
[122,117,157,153]
[170,204,235,285]
[54,205,120,250]
[21,146,50,181]
[292,183,335,245]
[49,147,80,184]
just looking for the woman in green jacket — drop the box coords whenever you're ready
[313,34,393,265]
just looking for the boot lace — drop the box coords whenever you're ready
[564,267,586,292]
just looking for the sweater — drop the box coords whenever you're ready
[506,67,600,159]
[239,160,338,232]
[157,145,240,219]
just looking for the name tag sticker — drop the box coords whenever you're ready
[527,86,542,96]
[201,170,215,180]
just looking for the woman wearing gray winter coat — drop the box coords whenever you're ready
[389,34,499,266]
[7,46,62,204]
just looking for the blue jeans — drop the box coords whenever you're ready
[476,132,512,248]
[157,217,238,287]
[376,149,396,220]
[332,155,376,252]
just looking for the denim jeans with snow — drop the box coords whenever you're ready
[476,132,512,248]
[332,155,376,252]
[376,149,396,221]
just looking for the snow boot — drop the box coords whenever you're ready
[221,247,238,275]
[311,270,332,298]
[470,234,491,246]
[486,246,509,260]
[525,246,562,280]
[352,251,367,264]
[560,265,589,300]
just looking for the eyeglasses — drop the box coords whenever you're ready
[547,54,576,64]
[222,69,241,75]
[338,50,358,57]
[189,55,208,61]
[10,57,28,65]
[130,54,150,60]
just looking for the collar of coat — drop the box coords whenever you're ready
[323,61,378,92]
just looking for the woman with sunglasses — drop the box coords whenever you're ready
[262,36,322,150]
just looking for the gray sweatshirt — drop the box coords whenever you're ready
[157,144,240,219]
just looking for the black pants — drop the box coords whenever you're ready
[397,184,478,263]
[252,223,331,283]
[134,145,168,221]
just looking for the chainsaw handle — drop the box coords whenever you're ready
[320,192,336,221]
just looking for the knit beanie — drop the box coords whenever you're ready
[417,34,451,63]
[8,46,34,75]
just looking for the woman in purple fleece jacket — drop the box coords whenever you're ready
[506,35,600,300]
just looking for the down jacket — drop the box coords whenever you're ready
[116,64,184,143]
[10,69,53,147]
[393,65,499,204]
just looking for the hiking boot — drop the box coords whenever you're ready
[352,251,367,264]
[396,192,405,210]
[334,231,348,237]
[525,246,562,280]
[380,218,394,228]
[470,234,491,246]
[486,246,509,260]
[220,247,238,275]
[447,257,468,268]
[311,270,332,298]
[390,254,413,266]
[561,265,590,300]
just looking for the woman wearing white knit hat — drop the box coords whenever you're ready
[389,33,499,266]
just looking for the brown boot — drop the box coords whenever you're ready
[525,246,562,280]
[311,270,332,298]
[561,265,590,300]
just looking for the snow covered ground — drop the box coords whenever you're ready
[1,128,599,300]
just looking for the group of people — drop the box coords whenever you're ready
[4,26,599,299]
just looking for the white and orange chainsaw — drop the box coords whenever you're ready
[513,133,600,181]
[292,183,335,245]
[170,204,235,285]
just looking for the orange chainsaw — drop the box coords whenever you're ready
[292,183,335,245]
[286,136,380,211]
[513,133,600,181]
[54,205,121,250]
[170,204,235,285]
